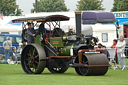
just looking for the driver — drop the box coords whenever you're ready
[27,22,35,43]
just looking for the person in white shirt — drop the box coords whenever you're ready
[3,36,12,62]
[114,36,126,70]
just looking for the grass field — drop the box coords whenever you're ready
[0,64,128,85]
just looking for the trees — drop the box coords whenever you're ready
[111,0,128,11]
[76,0,105,11]
[0,0,22,16]
[111,0,118,11]
[31,0,69,13]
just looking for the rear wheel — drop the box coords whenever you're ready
[21,44,46,74]
[47,59,69,73]
[48,66,68,73]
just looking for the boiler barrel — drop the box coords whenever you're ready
[59,46,72,56]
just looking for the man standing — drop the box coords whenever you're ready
[3,36,12,62]
[115,36,126,70]
[27,22,35,43]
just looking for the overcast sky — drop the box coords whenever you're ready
[16,0,114,14]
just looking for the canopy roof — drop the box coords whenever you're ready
[82,11,116,24]
[12,15,70,23]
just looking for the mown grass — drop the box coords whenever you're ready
[0,64,128,85]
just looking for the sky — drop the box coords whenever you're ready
[16,0,114,14]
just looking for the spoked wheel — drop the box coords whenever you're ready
[48,66,68,73]
[47,59,69,73]
[21,44,46,74]
[75,55,89,76]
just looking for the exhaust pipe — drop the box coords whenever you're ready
[75,11,82,39]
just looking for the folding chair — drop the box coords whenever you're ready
[107,48,117,69]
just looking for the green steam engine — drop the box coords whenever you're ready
[12,11,116,76]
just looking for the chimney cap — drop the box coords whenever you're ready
[75,11,82,14]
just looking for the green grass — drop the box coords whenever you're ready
[0,64,128,85]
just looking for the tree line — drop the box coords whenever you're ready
[0,0,127,16]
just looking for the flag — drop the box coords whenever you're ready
[0,12,3,20]
[14,8,17,16]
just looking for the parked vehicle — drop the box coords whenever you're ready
[82,24,117,47]
[0,25,22,34]
[81,11,117,47]
[0,34,22,56]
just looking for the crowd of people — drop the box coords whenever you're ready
[96,36,126,70]
[2,37,22,64]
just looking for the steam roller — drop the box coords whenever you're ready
[12,11,114,76]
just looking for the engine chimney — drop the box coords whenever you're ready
[75,11,82,39]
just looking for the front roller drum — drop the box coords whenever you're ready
[21,44,46,74]
[75,53,109,76]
